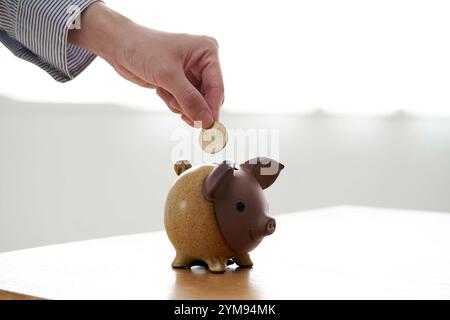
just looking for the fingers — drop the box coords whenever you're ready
[181,114,194,126]
[156,87,182,114]
[157,87,197,128]
[165,73,214,129]
[201,60,225,121]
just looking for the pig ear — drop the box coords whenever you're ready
[174,160,192,176]
[240,157,285,189]
[202,161,235,201]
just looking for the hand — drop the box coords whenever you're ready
[68,2,224,128]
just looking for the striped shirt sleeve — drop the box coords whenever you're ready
[0,0,102,82]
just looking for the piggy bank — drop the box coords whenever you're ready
[164,157,284,273]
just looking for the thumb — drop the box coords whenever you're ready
[167,73,214,128]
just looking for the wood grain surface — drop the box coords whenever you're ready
[1,206,450,300]
[0,290,41,300]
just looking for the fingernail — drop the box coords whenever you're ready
[182,115,194,127]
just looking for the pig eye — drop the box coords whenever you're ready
[236,201,246,212]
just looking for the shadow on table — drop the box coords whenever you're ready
[169,266,261,300]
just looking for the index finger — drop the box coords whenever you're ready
[166,73,214,128]
[201,60,225,121]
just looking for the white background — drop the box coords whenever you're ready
[1,0,450,115]
[1,0,450,252]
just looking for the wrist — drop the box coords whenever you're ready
[68,2,133,63]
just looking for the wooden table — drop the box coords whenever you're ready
[1,206,450,300]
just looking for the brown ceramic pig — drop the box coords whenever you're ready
[164,157,284,273]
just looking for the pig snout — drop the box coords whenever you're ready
[264,218,276,236]
[252,217,276,240]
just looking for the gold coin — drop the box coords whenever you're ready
[199,121,228,154]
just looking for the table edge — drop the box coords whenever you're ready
[0,289,43,300]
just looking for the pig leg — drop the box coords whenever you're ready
[171,253,195,268]
[205,257,228,273]
[234,253,253,268]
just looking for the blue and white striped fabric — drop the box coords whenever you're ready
[0,0,101,82]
